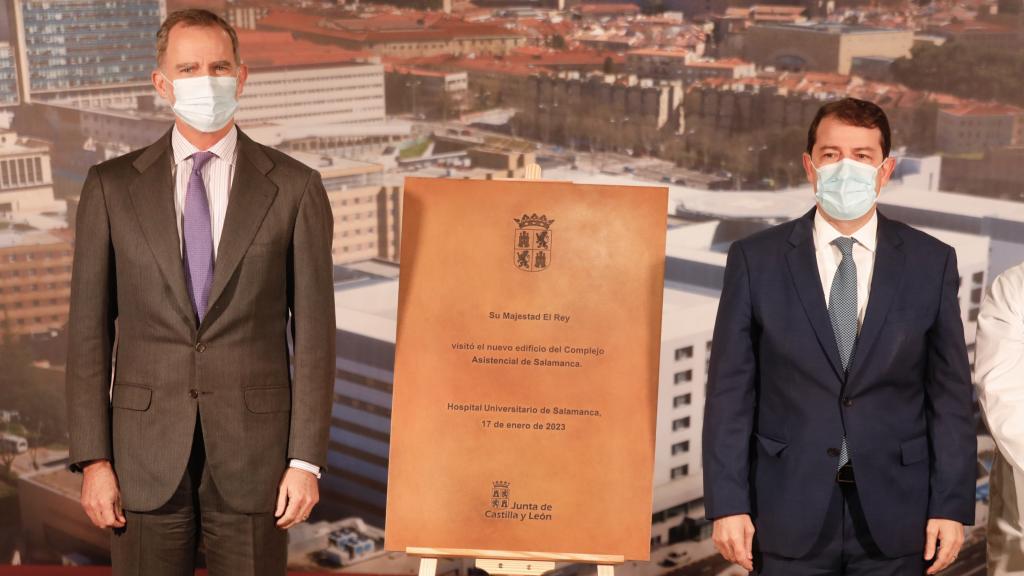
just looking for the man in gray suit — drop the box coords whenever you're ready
[65,9,336,575]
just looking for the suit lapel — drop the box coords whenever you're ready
[785,209,845,383]
[847,212,905,382]
[200,130,278,333]
[128,130,197,326]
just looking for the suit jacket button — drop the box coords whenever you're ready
[195,342,206,353]
[189,389,199,399]
[843,398,854,407]
[827,448,840,457]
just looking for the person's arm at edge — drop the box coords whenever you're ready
[276,169,335,528]
[923,246,975,574]
[703,240,758,570]
[65,165,124,529]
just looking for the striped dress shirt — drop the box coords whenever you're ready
[170,124,322,480]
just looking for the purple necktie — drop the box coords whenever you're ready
[182,151,216,323]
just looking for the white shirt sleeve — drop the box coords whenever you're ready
[976,263,1024,476]
[288,459,322,479]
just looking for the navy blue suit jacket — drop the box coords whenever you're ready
[702,208,976,559]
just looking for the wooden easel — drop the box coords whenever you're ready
[408,163,624,576]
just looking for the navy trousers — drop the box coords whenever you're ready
[754,482,927,575]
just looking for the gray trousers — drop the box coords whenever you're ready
[110,416,288,576]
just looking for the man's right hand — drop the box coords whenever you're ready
[80,460,126,529]
[713,514,755,571]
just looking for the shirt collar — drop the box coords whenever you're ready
[171,124,239,167]
[814,208,879,253]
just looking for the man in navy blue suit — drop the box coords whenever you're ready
[702,98,976,575]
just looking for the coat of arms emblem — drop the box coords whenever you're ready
[513,214,553,272]
[491,480,510,509]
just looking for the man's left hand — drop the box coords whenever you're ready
[924,518,964,574]
[275,468,319,530]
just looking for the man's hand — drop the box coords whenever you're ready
[275,467,319,529]
[80,460,126,529]
[925,518,964,574]
[713,514,755,571]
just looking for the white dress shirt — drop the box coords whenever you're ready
[813,209,878,331]
[977,262,1024,519]
[171,125,321,480]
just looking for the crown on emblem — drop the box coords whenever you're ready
[492,480,511,489]
[514,214,554,229]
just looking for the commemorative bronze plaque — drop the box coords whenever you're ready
[385,177,668,561]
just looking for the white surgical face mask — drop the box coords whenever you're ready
[813,157,883,221]
[162,72,239,133]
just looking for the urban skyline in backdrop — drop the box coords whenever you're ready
[0,0,1022,572]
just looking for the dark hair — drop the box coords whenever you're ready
[806,97,891,158]
[156,9,240,66]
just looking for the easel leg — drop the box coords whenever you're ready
[597,565,614,576]
[419,557,439,576]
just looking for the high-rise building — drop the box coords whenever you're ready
[291,153,402,265]
[0,41,17,106]
[0,228,73,339]
[10,0,167,104]
[0,128,60,215]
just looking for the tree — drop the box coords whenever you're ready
[891,42,1024,108]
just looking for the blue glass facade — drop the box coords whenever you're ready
[0,43,18,105]
[19,0,163,96]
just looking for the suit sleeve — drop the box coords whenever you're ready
[976,266,1024,475]
[702,240,757,519]
[287,170,336,471]
[924,247,977,524]
[65,166,117,472]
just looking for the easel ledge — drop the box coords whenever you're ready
[408,548,624,576]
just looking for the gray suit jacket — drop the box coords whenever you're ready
[66,128,336,514]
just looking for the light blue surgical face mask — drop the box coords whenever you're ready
[813,158,883,221]
[161,72,239,133]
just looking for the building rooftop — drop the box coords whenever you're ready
[940,102,1024,117]
[627,48,690,59]
[880,183,1024,224]
[18,466,81,500]
[260,10,523,44]
[0,229,67,250]
[685,58,753,69]
[573,3,642,14]
[661,283,720,341]
[753,22,911,34]
[290,152,383,177]
[335,276,400,343]
[0,130,51,155]
[238,30,375,68]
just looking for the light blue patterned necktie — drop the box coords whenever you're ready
[829,237,858,468]
[182,151,216,323]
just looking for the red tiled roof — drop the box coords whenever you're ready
[750,4,805,13]
[259,10,523,44]
[626,48,689,58]
[452,56,538,76]
[942,102,1024,117]
[685,58,751,68]
[238,30,373,67]
[574,3,641,14]
[387,64,458,78]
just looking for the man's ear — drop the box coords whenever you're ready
[802,152,816,189]
[877,156,897,190]
[152,69,172,103]
[236,63,248,99]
